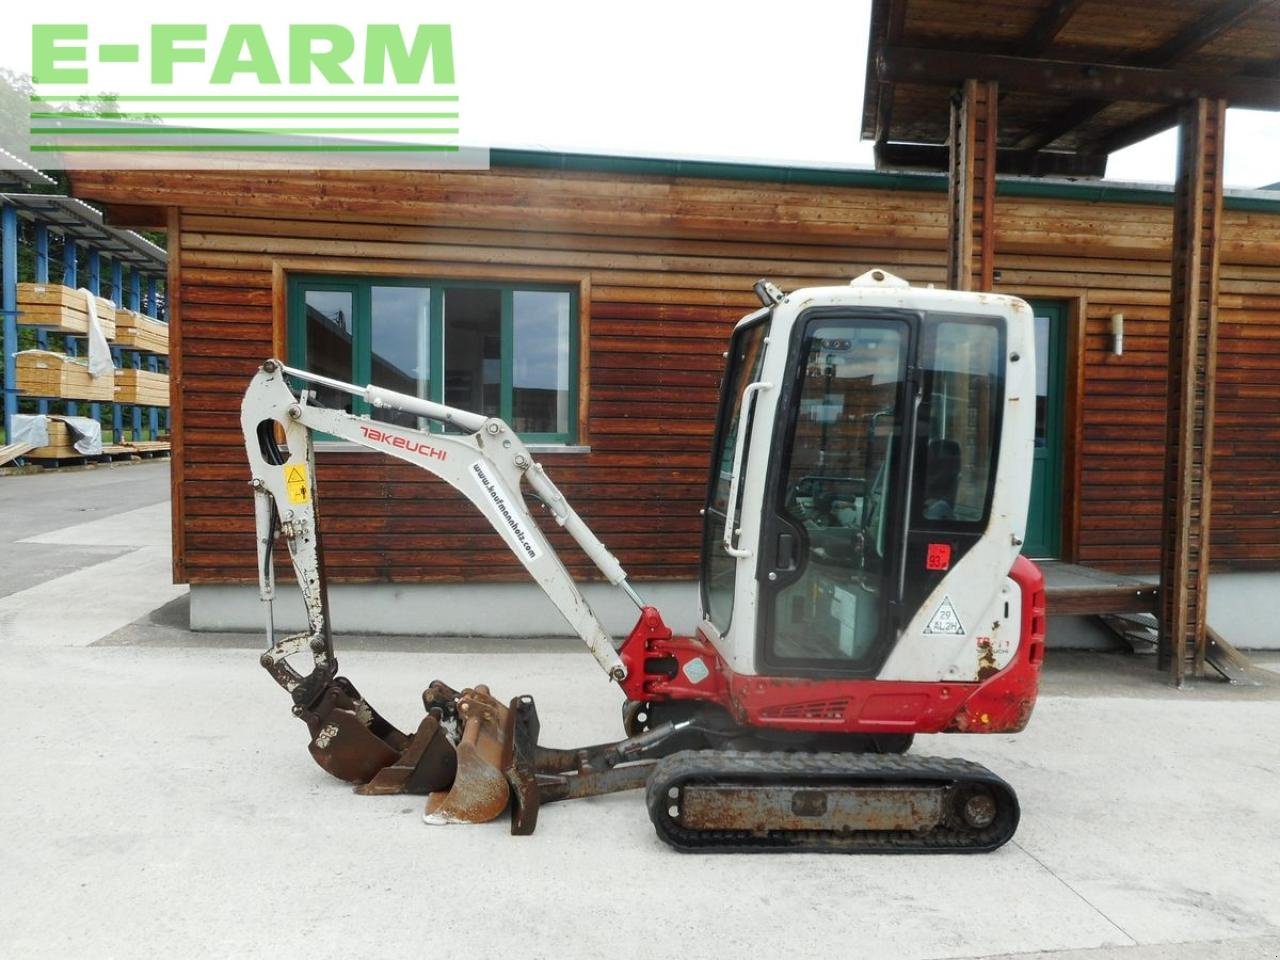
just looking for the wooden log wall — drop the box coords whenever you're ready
[69,165,1280,585]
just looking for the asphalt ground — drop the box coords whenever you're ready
[3,460,1279,960]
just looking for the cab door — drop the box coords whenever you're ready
[752,307,1008,680]
[699,316,769,641]
[756,312,916,677]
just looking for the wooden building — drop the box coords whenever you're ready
[67,150,1280,646]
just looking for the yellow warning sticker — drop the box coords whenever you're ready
[284,464,310,504]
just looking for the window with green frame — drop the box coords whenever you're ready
[287,276,579,443]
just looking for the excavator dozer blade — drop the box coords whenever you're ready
[301,677,411,784]
[424,686,511,825]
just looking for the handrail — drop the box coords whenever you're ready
[722,380,771,560]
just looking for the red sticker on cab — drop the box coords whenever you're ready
[926,543,952,571]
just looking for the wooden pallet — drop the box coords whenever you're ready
[17,283,117,339]
[25,448,140,467]
[122,440,171,458]
[115,368,170,406]
[16,350,115,401]
[115,310,169,355]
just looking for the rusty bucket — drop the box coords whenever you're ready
[424,686,511,825]
[301,677,410,784]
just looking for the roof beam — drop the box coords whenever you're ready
[1019,0,1087,55]
[876,141,1107,178]
[877,46,1280,109]
[1099,104,1181,154]
[1141,0,1273,68]
[1014,0,1272,151]
[866,0,908,147]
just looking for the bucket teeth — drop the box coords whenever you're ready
[423,685,512,825]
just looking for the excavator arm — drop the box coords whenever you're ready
[242,359,640,693]
[240,360,700,818]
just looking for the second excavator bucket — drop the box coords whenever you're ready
[355,712,457,796]
[355,681,463,795]
[424,686,512,825]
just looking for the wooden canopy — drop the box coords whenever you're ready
[862,0,1280,177]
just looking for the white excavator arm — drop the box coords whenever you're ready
[241,359,640,699]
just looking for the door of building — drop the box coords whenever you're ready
[1023,300,1066,558]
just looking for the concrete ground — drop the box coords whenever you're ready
[3,461,1280,960]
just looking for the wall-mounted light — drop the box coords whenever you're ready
[1111,312,1124,356]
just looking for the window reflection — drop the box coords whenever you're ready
[513,290,571,435]
[917,321,1001,524]
[304,289,354,411]
[371,285,431,428]
[444,288,502,419]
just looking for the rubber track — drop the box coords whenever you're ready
[646,750,1020,854]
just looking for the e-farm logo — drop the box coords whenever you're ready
[19,22,479,168]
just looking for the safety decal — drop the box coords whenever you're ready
[923,595,965,636]
[925,542,952,571]
[284,464,310,504]
[682,657,710,685]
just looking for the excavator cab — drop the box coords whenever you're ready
[700,269,1037,687]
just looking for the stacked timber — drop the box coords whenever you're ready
[115,309,169,354]
[115,368,169,405]
[15,350,114,401]
[16,283,117,338]
[27,418,81,458]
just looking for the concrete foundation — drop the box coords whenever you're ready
[1207,571,1278,649]
[189,579,1270,651]
[191,580,702,637]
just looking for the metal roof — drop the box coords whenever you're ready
[0,148,57,192]
[0,193,167,273]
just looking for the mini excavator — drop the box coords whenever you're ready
[241,269,1046,853]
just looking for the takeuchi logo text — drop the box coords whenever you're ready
[32,24,455,85]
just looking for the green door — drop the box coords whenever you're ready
[1023,300,1066,558]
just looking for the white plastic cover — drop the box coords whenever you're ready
[60,416,103,455]
[80,288,114,379]
[9,413,49,448]
[8,414,102,455]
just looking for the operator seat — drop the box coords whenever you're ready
[922,438,961,521]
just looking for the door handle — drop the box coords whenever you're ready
[776,532,796,570]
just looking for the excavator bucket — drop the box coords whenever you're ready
[424,686,512,824]
[300,677,411,784]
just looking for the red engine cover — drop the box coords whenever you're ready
[616,556,1045,736]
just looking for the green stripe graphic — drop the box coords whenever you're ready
[31,127,460,135]
[30,95,459,102]
[31,111,459,119]
[31,144,461,152]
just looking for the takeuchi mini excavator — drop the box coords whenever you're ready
[241,269,1046,853]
